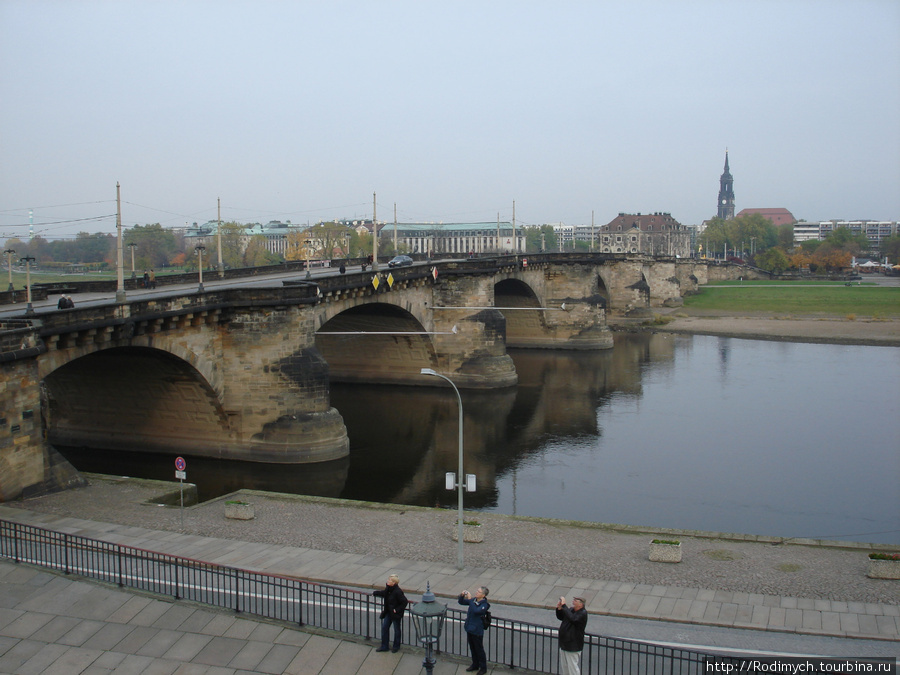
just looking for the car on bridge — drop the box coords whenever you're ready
[388,255,413,268]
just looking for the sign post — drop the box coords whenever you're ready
[175,457,187,530]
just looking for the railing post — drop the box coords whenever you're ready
[63,533,70,575]
[174,557,181,600]
[117,547,123,587]
[506,620,516,670]
[234,568,242,614]
[13,522,20,563]
[297,582,304,627]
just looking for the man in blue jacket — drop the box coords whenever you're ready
[458,586,490,674]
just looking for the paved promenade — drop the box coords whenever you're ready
[1,558,480,674]
[0,478,898,674]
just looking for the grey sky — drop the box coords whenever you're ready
[2,0,898,240]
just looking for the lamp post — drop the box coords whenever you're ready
[4,248,15,293]
[195,245,206,292]
[127,242,137,280]
[409,582,447,675]
[20,255,35,316]
[420,367,466,569]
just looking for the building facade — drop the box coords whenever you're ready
[183,220,306,257]
[794,220,898,247]
[597,212,692,257]
[383,222,524,255]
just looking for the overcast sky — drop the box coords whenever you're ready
[2,0,898,240]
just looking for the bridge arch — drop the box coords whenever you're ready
[494,278,546,347]
[44,346,231,457]
[315,302,438,384]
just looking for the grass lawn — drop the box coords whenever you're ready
[684,281,900,317]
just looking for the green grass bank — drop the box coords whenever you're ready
[684,281,900,317]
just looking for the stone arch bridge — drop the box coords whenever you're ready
[0,254,746,500]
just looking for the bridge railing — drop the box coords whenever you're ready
[0,517,745,674]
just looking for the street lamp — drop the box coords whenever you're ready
[409,582,447,675]
[420,367,467,569]
[195,245,206,292]
[127,242,137,280]
[4,248,15,293]
[20,255,35,316]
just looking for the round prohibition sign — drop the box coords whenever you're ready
[174,456,186,472]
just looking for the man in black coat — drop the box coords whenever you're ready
[373,574,408,653]
[556,596,588,675]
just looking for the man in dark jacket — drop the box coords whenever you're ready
[556,596,588,675]
[458,586,490,674]
[373,574,407,652]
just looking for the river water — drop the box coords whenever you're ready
[58,333,900,545]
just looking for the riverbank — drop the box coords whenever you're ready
[4,475,898,607]
[608,310,900,347]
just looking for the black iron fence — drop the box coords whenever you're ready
[0,517,735,673]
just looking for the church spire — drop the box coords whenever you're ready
[717,150,735,220]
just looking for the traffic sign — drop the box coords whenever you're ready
[175,456,186,471]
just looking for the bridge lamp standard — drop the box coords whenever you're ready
[195,245,206,292]
[19,255,35,316]
[420,367,474,570]
[127,242,137,280]
[4,248,15,293]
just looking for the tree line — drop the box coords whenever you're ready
[700,213,899,273]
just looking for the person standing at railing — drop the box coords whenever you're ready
[556,596,588,675]
[373,574,408,653]
[458,586,490,674]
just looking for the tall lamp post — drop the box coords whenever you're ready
[4,248,15,293]
[20,255,35,316]
[127,242,137,280]
[195,245,206,292]
[420,367,466,569]
[409,582,447,675]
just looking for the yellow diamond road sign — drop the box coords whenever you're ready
[372,275,380,290]
[387,272,395,287]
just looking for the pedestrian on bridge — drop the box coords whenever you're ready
[556,596,588,675]
[373,574,407,653]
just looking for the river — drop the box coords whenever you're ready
[57,333,900,545]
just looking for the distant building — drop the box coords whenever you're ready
[736,208,796,227]
[382,222,524,255]
[794,220,898,247]
[597,212,692,257]
[717,151,735,220]
[183,220,305,257]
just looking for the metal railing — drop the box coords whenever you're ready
[0,517,734,673]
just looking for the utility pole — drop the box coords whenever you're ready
[497,213,500,253]
[372,192,379,270]
[591,210,595,252]
[217,197,224,277]
[512,200,516,257]
[115,182,126,303]
[393,202,398,255]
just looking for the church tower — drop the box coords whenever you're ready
[717,151,735,220]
